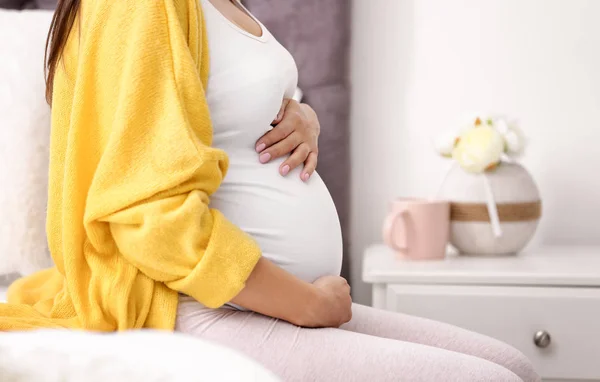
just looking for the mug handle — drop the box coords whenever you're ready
[383,209,409,251]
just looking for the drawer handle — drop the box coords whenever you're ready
[533,330,551,348]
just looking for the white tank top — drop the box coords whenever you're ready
[200,0,342,283]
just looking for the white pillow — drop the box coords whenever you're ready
[0,330,280,382]
[0,10,54,275]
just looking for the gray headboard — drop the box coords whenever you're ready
[245,0,351,278]
[0,0,54,9]
[1,0,352,280]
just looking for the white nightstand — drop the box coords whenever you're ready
[363,245,600,382]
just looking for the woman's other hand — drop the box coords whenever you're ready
[301,275,352,328]
[255,99,320,182]
[231,258,351,329]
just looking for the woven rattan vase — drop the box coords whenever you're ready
[438,163,541,256]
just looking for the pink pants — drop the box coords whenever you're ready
[176,296,540,381]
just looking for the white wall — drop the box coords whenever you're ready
[350,0,600,304]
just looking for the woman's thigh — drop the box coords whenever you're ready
[342,304,539,382]
[176,296,521,382]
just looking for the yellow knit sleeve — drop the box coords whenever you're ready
[75,0,261,308]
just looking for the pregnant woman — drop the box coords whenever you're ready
[1,0,538,381]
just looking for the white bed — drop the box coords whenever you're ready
[0,330,279,382]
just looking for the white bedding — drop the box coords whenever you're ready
[0,330,280,382]
[0,9,54,276]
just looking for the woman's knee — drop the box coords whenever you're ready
[489,344,540,382]
[470,359,524,382]
[433,350,523,382]
[446,327,540,382]
[373,341,524,382]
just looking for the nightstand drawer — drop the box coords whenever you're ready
[386,284,600,381]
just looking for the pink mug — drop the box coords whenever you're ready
[382,198,450,260]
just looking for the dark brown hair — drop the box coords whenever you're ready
[44,0,81,105]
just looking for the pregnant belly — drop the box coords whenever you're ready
[210,154,343,282]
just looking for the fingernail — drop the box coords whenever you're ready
[256,143,266,153]
[302,173,310,182]
[281,165,290,176]
[259,152,271,163]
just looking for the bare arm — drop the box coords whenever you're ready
[231,257,352,328]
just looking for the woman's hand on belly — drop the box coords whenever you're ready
[254,99,320,182]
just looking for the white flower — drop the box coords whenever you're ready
[433,131,458,157]
[495,118,526,155]
[452,125,505,173]
[505,124,526,154]
[434,113,526,166]
[494,117,510,135]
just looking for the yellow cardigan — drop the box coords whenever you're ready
[0,0,261,331]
